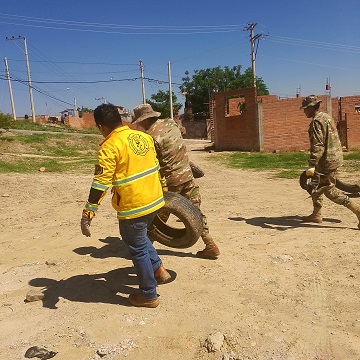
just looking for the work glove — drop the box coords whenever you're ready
[80,210,94,237]
[305,166,316,177]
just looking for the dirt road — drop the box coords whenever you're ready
[1,142,360,360]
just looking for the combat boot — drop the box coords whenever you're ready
[196,234,220,259]
[302,206,322,223]
[347,201,360,229]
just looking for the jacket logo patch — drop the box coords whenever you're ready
[128,133,150,156]
[94,164,104,175]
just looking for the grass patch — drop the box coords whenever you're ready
[210,150,360,178]
[0,114,98,134]
[0,158,95,173]
[0,132,100,173]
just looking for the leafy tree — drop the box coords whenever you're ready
[146,90,182,118]
[78,107,93,118]
[180,65,269,119]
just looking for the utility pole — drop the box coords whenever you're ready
[95,97,107,104]
[6,36,36,122]
[4,57,16,120]
[245,23,266,90]
[167,61,173,120]
[326,77,331,96]
[139,59,146,104]
[66,88,76,117]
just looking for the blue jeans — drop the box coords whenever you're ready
[119,212,162,300]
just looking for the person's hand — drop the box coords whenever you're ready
[162,186,168,192]
[80,211,94,237]
[305,167,316,177]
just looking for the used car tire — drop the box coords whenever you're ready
[335,179,360,194]
[148,191,203,248]
[300,171,360,194]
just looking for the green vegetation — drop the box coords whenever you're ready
[2,128,360,176]
[210,151,360,178]
[0,131,100,174]
[147,90,183,118]
[180,65,269,120]
[0,114,98,134]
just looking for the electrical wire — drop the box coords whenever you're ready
[0,13,246,35]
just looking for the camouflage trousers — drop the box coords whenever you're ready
[311,170,350,208]
[168,179,209,236]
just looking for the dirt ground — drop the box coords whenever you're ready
[1,140,360,360]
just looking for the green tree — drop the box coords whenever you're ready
[146,90,183,118]
[180,65,269,119]
[78,107,93,118]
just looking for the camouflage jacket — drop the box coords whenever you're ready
[146,118,193,187]
[308,111,343,171]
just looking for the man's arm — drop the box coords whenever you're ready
[308,120,325,167]
[81,147,115,237]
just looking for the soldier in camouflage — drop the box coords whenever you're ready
[132,103,220,258]
[301,95,360,228]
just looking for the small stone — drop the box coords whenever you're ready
[2,193,10,197]
[39,167,46,172]
[26,290,45,302]
[45,260,57,266]
[204,331,224,352]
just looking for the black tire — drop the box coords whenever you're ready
[189,161,205,179]
[335,179,360,193]
[299,171,308,191]
[148,191,203,249]
[299,171,321,195]
[300,171,360,194]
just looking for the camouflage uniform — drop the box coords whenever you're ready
[301,94,360,228]
[146,118,217,253]
[307,111,350,208]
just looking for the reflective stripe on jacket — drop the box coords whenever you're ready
[91,125,164,219]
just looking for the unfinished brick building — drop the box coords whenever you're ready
[210,87,360,152]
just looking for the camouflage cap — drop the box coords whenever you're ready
[300,95,322,109]
[132,103,161,124]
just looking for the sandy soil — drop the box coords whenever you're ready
[1,141,360,360]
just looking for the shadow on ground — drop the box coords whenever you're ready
[229,215,346,231]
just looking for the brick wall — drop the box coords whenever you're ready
[211,89,360,152]
[66,112,96,129]
[260,95,308,152]
[213,88,259,151]
[340,96,360,149]
[182,119,207,139]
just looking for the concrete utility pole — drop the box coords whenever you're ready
[6,36,36,122]
[139,59,146,104]
[95,97,107,104]
[245,23,266,90]
[4,57,16,120]
[167,61,173,120]
[66,88,77,117]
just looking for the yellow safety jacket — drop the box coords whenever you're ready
[84,126,165,219]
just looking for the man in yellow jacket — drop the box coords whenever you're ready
[80,104,170,308]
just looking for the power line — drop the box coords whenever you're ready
[6,58,138,66]
[267,35,360,54]
[0,13,246,35]
[0,75,182,86]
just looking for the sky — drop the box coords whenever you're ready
[0,0,359,118]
